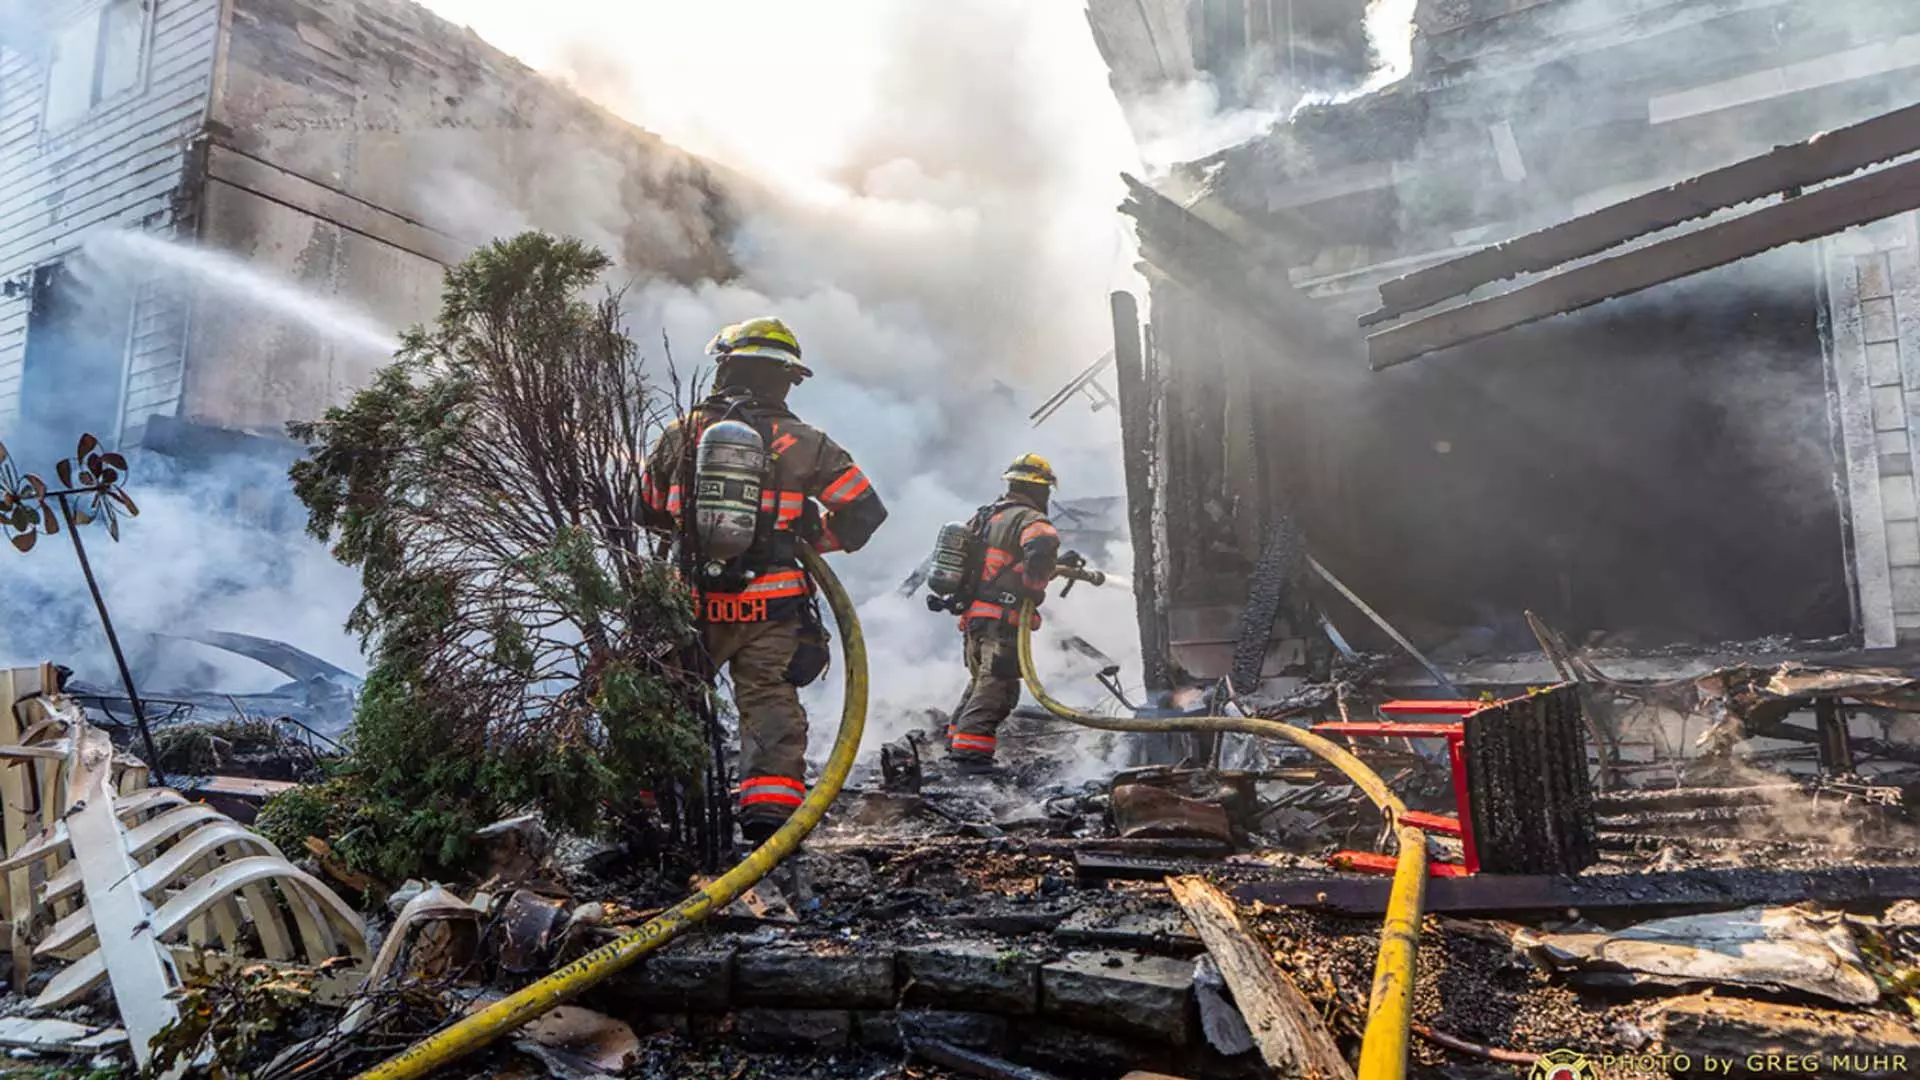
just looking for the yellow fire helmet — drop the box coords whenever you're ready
[705,316,814,379]
[1003,452,1058,488]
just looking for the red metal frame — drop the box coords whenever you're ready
[1313,701,1485,876]
[1379,700,1484,716]
[1330,851,1475,878]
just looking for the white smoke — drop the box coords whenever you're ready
[417,0,1158,760]
[1361,0,1420,91]
[0,449,364,697]
[0,229,373,695]
[1117,0,1421,170]
[7,0,1318,773]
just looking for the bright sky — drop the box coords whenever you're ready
[414,0,1148,350]
[417,0,1080,189]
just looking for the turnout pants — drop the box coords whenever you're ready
[949,621,1022,763]
[703,616,807,826]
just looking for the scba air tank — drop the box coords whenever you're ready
[924,521,978,597]
[694,420,767,562]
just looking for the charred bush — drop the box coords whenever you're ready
[283,233,706,880]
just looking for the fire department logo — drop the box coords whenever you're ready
[1530,1049,1597,1080]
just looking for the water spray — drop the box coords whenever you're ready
[82,231,403,357]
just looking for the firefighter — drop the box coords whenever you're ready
[947,453,1061,773]
[641,317,888,843]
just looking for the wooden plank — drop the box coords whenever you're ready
[1229,865,1920,916]
[0,669,28,987]
[1166,876,1353,1080]
[1368,156,1920,369]
[1661,995,1920,1074]
[0,1015,126,1052]
[1370,102,1920,321]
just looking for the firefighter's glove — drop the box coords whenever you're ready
[793,500,825,544]
[786,624,832,686]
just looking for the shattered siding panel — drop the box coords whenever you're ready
[0,302,21,431]
[0,0,221,439]
[119,276,191,446]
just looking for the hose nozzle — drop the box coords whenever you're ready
[1054,551,1106,595]
[1059,565,1106,587]
[925,593,964,615]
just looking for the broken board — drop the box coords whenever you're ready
[1166,875,1353,1080]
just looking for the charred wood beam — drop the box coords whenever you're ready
[1599,834,1920,859]
[1367,102,1920,322]
[1743,711,1920,766]
[1111,291,1172,693]
[1817,697,1857,775]
[1591,784,1807,813]
[1218,517,1308,766]
[1368,154,1920,369]
[908,1038,1064,1080]
[1227,864,1920,916]
[1595,805,1879,830]
[1119,174,1340,355]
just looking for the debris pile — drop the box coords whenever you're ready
[10,620,1920,1080]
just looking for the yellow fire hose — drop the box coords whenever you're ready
[353,545,866,1080]
[1016,605,1426,1080]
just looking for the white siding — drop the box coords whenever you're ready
[0,0,220,440]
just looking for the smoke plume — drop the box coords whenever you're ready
[415,0,1164,757]
[0,234,371,699]
[1115,0,1420,169]
[0,447,365,698]
[1,0,1325,774]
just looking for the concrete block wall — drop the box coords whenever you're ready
[1828,212,1920,646]
[585,935,1240,1076]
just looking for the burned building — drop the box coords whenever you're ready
[0,0,743,469]
[1091,0,1920,689]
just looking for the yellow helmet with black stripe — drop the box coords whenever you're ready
[706,316,814,379]
[1002,453,1057,488]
